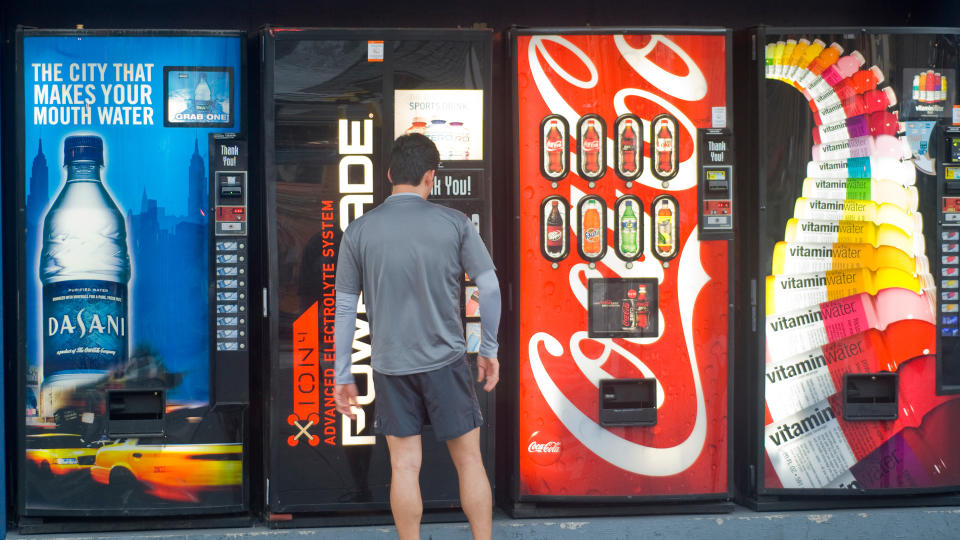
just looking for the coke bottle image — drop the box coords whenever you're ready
[582,199,603,258]
[635,285,650,330]
[582,119,602,175]
[546,200,565,256]
[39,135,131,419]
[615,114,642,180]
[546,121,564,172]
[651,114,679,181]
[619,200,639,258]
[541,115,568,180]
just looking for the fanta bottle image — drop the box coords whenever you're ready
[583,200,602,257]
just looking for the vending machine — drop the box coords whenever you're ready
[736,27,960,509]
[509,28,735,515]
[14,29,250,531]
[261,27,494,525]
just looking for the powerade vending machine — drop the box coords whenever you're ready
[261,27,493,525]
[736,27,960,509]
[14,29,250,531]
[509,28,735,515]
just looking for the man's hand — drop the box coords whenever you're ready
[476,356,500,392]
[335,383,360,420]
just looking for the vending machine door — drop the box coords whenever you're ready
[261,27,493,523]
[740,26,960,509]
[15,29,249,529]
[510,28,734,514]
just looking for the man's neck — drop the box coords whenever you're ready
[391,184,428,199]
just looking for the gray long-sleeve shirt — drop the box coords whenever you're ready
[333,193,500,384]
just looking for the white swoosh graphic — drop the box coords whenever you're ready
[528,228,710,475]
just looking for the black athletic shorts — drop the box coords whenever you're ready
[372,356,484,441]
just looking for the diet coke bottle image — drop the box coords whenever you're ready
[621,288,637,330]
[541,114,569,180]
[615,114,642,180]
[578,114,605,180]
[651,113,679,181]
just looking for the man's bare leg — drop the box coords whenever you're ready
[446,427,491,540]
[386,434,423,540]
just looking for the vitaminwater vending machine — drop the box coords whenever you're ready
[736,27,960,509]
[14,29,251,531]
[261,27,494,525]
[509,27,735,515]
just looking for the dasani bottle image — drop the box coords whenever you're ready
[39,135,131,419]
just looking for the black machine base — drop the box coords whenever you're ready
[742,492,960,512]
[508,500,734,519]
[17,511,252,535]
[267,507,468,529]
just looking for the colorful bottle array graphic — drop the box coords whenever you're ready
[406,116,471,160]
[912,70,948,104]
[762,37,956,490]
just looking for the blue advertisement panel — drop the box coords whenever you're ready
[20,32,244,514]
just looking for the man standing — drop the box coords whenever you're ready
[334,133,501,540]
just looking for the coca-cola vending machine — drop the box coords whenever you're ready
[509,28,735,515]
[736,27,960,509]
[261,27,494,525]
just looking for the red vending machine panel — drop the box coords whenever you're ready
[511,28,733,509]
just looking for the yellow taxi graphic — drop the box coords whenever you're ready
[25,433,101,476]
[90,437,242,502]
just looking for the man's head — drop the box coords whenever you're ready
[388,133,440,186]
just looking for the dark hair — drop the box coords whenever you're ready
[388,133,440,186]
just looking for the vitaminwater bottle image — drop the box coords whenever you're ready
[582,200,603,257]
[39,135,131,419]
[619,200,639,257]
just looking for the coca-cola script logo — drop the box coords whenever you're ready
[527,430,563,466]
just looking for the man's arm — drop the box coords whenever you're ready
[334,291,360,419]
[333,232,362,419]
[334,291,359,385]
[473,269,501,391]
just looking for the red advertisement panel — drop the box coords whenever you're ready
[515,32,730,497]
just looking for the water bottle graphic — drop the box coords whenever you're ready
[39,135,131,415]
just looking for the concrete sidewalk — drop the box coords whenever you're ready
[5,504,960,540]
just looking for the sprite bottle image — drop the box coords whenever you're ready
[39,135,131,420]
[619,200,639,257]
